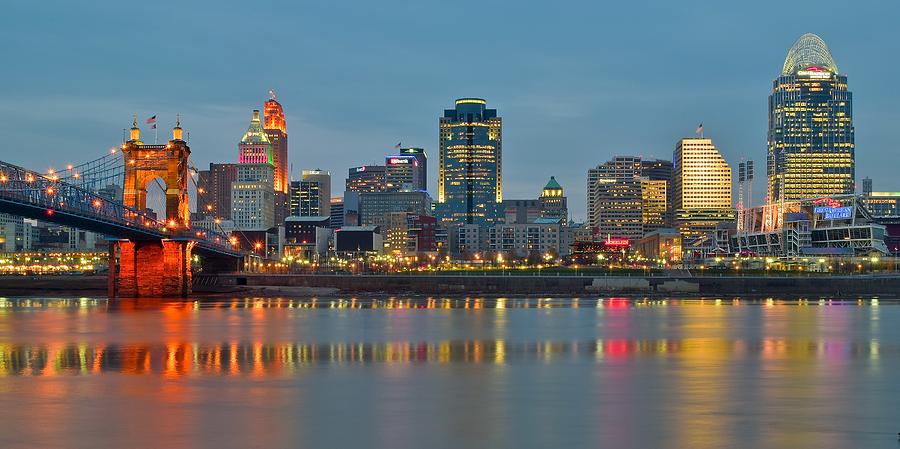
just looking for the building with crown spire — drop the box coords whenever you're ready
[539,176,568,223]
[232,110,275,230]
[768,33,854,203]
[238,110,273,165]
[263,93,290,223]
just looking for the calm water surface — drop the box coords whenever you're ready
[0,297,897,449]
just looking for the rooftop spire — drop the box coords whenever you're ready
[172,113,183,141]
[129,114,141,142]
[240,109,271,145]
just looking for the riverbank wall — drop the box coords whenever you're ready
[206,273,900,297]
[3,274,899,298]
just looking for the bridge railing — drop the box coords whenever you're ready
[0,161,237,253]
[0,160,166,233]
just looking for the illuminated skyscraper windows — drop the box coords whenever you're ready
[768,33,854,203]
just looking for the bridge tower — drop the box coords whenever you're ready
[110,117,196,298]
[122,115,190,227]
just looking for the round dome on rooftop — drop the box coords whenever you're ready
[782,33,838,75]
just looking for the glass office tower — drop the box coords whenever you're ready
[768,33,854,203]
[437,98,503,226]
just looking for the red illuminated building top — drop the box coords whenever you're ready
[264,90,286,134]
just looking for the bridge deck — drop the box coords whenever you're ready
[0,160,240,258]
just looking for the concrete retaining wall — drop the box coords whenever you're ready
[204,274,900,297]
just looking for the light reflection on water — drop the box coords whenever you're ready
[0,297,897,449]
[0,338,887,377]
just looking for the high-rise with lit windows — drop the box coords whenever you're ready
[385,154,422,192]
[263,93,288,195]
[437,98,503,227]
[291,169,331,217]
[263,93,289,224]
[346,165,386,193]
[238,110,273,165]
[587,156,643,239]
[539,176,568,223]
[673,138,734,240]
[397,147,428,192]
[768,33,854,203]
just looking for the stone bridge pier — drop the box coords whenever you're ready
[108,239,196,298]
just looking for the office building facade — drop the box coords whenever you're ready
[346,165,386,193]
[587,156,642,230]
[385,154,423,192]
[358,191,433,230]
[539,176,568,223]
[238,110,273,165]
[673,138,734,240]
[263,94,288,195]
[588,156,643,240]
[503,199,540,224]
[231,163,275,230]
[641,178,668,234]
[263,95,289,224]
[640,159,674,226]
[768,33,854,203]
[298,169,331,217]
[196,163,237,220]
[398,147,427,191]
[437,98,503,226]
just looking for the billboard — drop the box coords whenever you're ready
[814,206,852,220]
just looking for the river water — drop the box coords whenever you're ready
[0,297,897,449]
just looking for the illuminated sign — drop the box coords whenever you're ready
[354,166,366,173]
[812,197,842,208]
[603,238,630,248]
[388,158,410,165]
[798,67,832,79]
[814,206,852,220]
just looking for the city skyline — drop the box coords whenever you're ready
[3,2,900,222]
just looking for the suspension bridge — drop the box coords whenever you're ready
[0,118,243,297]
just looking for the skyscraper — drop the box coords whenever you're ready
[291,169,331,217]
[587,156,642,237]
[263,92,290,224]
[437,98,503,226]
[263,92,288,195]
[640,159,674,227]
[231,164,275,230]
[290,180,324,217]
[398,147,427,191]
[385,154,422,192]
[673,138,734,240]
[539,176,568,223]
[768,33,854,203]
[197,163,237,220]
[234,110,276,229]
[238,110,273,165]
[640,178,667,234]
[346,165,386,193]
[588,156,674,239]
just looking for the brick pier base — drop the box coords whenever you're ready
[110,239,196,298]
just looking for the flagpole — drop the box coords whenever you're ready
[154,119,158,144]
